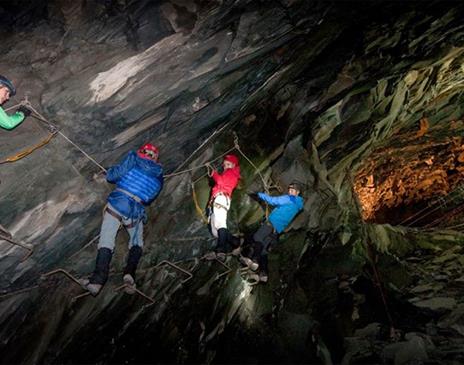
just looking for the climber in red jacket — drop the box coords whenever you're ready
[206,154,240,261]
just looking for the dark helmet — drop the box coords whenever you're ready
[288,181,303,193]
[0,75,16,96]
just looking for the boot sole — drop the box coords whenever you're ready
[123,275,136,295]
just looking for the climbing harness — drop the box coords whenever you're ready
[1,101,271,303]
[104,205,139,229]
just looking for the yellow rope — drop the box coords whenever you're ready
[191,181,208,224]
[0,131,57,164]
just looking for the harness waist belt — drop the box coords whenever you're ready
[265,220,278,235]
[105,207,138,229]
[212,192,230,211]
[115,188,143,204]
[213,191,230,199]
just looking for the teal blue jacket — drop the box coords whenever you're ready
[258,193,304,233]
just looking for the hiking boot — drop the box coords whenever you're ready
[123,274,136,295]
[231,246,242,257]
[246,273,260,284]
[204,251,217,261]
[259,272,269,283]
[79,278,103,296]
[240,256,259,271]
[216,252,226,262]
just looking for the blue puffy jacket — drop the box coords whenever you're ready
[257,192,304,233]
[106,151,163,220]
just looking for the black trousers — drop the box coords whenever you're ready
[216,228,241,253]
[250,223,278,274]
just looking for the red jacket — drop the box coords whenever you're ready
[211,166,240,198]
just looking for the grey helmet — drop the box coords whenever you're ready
[0,75,16,96]
[288,181,303,193]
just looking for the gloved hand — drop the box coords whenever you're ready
[247,192,260,201]
[17,105,32,118]
[205,162,214,177]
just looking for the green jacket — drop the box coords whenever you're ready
[0,106,25,130]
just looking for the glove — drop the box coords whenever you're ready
[247,192,260,201]
[17,105,32,118]
[205,163,213,177]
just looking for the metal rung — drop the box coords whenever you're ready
[154,260,194,284]
[0,285,39,301]
[41,268,90,302]
[173,257,200,272]
[41,269,83,287]
[114,284,155,305]
[213,258,231,279]
[240,271,260,286]
[71,291,92,302]
[0,234,33,262]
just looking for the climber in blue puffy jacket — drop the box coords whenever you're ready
[240,181,304,283]
[81,143,163,296]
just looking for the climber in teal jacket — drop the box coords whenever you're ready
[80,143,163,296]
[0,75,31,130]
[257,190,304,234]
[240,181,304,283]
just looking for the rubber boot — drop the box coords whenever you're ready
[84,247,113,296]
[123,246,142,294]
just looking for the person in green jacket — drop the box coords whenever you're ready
[0,75,32,130]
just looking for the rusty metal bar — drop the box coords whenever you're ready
[67,234,100,261]
[114,284,155,304]
[0,234,33,262]
[155,260,194,284]
[41,269,83,287]
[213,258,232,279]
[41,269,93,302]
[71,291,91,302]
[173,257,201,272]
[0,285,39,301]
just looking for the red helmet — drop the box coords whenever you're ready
[137,143,159,161]
[224,154,239,166]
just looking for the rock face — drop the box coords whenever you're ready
[2,1,464,364]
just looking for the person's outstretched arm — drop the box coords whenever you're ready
[106,151,136,183]
[0,107,25,130]
[257,192,292,206]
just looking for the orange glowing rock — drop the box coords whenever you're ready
[417,117,429,137]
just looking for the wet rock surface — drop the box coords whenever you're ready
[1,1,464,364]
